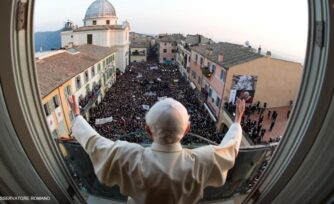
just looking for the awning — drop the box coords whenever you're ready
[204,103,217,123]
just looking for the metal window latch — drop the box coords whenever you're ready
[315,21,325,48]
[16,1,28,31]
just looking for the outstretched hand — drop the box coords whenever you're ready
[68,95,80,117]
[235,98,245,124]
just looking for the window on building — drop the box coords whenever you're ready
[86,84,90,95]
[76,76,81,90]
[211,64,216,74]
[87,34,93,44]
[198,76,201,84]
[163,57,166,61]
[53,95,60,108]
[92,20,97,25]
[91,66,95,77]
[164,43,167,46]
[209,88,212,97]
[172,49,176,53]
[163,49,167,53]
[220,69,225,80]
[200,57,203,66]
[84,71,89,83]
[188,56,190,62]
[97,64,101,72]
[106,20,110,25]
[212,97,215,103]
[43,103,51,116]
[64,85,72,98]
[195,54,198,62]
[103,60,106,68]
[192,70,196,79]
[216,97,221,107]
[171,58,174,61]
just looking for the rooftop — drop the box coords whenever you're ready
[36,45,116,97]
[74,25,125,32]
[130,41,150,48]
[192,42,263,68]
[158,34,185,43]
[84,0,116,19]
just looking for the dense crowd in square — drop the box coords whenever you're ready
[87,62,224,145]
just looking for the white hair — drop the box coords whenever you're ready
[145,98,190,144]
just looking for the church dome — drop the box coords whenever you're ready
[84,0,116,19]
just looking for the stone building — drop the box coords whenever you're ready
[61,0,130,72]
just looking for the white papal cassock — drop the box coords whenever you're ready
[72,115,242,204]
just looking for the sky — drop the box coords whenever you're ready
[34,0,308,63]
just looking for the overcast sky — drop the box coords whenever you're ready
[34,0,308,63]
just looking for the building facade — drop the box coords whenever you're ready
[158,34,184,64]
[176,34,214,81]
[61,0,130,72]
[36,45,116,137]
[186,42,302,128]
[130,42,150,63]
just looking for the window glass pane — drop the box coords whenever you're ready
[43,103,50,116]
[53,95,60,108]
[220,70,224,80]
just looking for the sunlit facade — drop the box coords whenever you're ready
[61,0,130,72]
[36,45,116,137]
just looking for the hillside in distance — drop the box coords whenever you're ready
[34,30,62,52]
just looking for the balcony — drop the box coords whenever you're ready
[58,138,278,203]
[184,43,191,52]
[79,84,102,113]
[130,51,146,56]
[201,66,213,78]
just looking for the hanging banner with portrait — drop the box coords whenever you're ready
[231,75,257,104]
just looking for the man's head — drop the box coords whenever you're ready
[145,98,190,144]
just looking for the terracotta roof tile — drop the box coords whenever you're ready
[192,42,263,68]
[36,45,116,97]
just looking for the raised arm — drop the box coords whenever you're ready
[68,95,118,184]
[204,99,245,187]
[219,98,245,149]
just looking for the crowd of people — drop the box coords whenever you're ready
[88,62,223,145]
[224,101,286,144]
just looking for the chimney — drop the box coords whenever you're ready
[218,54,224,62]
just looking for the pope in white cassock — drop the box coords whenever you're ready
[68,95,245,204]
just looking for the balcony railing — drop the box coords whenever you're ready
[58,139,278,203]
[130,51,146,56]
[79,84,102,112]
[201,66,213,78]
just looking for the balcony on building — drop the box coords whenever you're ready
[201,66,213,78]
[130,50,146,56]
[79,83,102,113]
